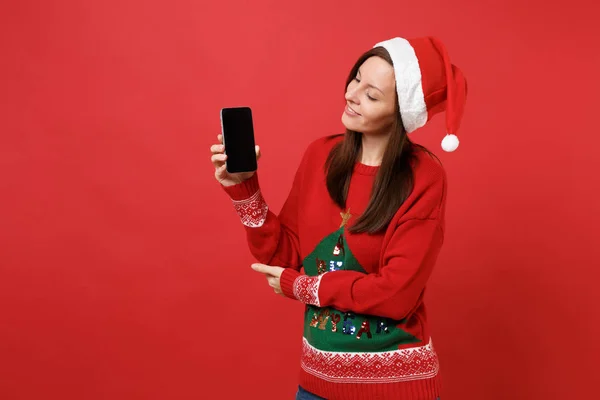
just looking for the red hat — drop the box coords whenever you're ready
[373,36,467,152]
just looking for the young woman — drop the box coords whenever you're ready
[211,36,467,400]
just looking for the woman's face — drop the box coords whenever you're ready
[341,56,397,136]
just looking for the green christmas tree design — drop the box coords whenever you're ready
[302,209,421,353]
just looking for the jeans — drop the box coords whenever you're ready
[295,386,325,400]
[295,385,441,400]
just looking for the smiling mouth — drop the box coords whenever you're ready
[345,105,360,116]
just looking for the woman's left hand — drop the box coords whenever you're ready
[251,263,285,296]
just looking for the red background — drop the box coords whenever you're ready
[1,0,599,399]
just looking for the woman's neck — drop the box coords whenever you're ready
[359,132,391,166]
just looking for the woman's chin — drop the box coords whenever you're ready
[341,113,360,131]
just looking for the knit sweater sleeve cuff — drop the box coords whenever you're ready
[221,173,261,201]
[280,268,301,300]
[221,174,270,228]
[280,269,324,307]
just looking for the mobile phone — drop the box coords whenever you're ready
[220,107,258,174]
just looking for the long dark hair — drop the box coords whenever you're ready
[325,47,437,234]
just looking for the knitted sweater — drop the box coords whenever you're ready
[222,134,447,400]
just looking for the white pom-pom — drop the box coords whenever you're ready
[441,134,459,152]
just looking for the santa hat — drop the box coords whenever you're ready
[373,37,467,152]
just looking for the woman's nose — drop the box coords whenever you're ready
[345,86,359,104]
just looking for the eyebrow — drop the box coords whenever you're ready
[357,68,384,96]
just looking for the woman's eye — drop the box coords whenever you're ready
[367,94,377,101]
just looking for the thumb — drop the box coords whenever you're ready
[255,145,261,160]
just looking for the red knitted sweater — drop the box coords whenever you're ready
[223,134,447,400]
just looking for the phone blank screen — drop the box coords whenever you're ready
[221,107,257,173]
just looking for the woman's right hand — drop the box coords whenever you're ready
[211,134,261,187]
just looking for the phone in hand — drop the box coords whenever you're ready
[220,106,258,174]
